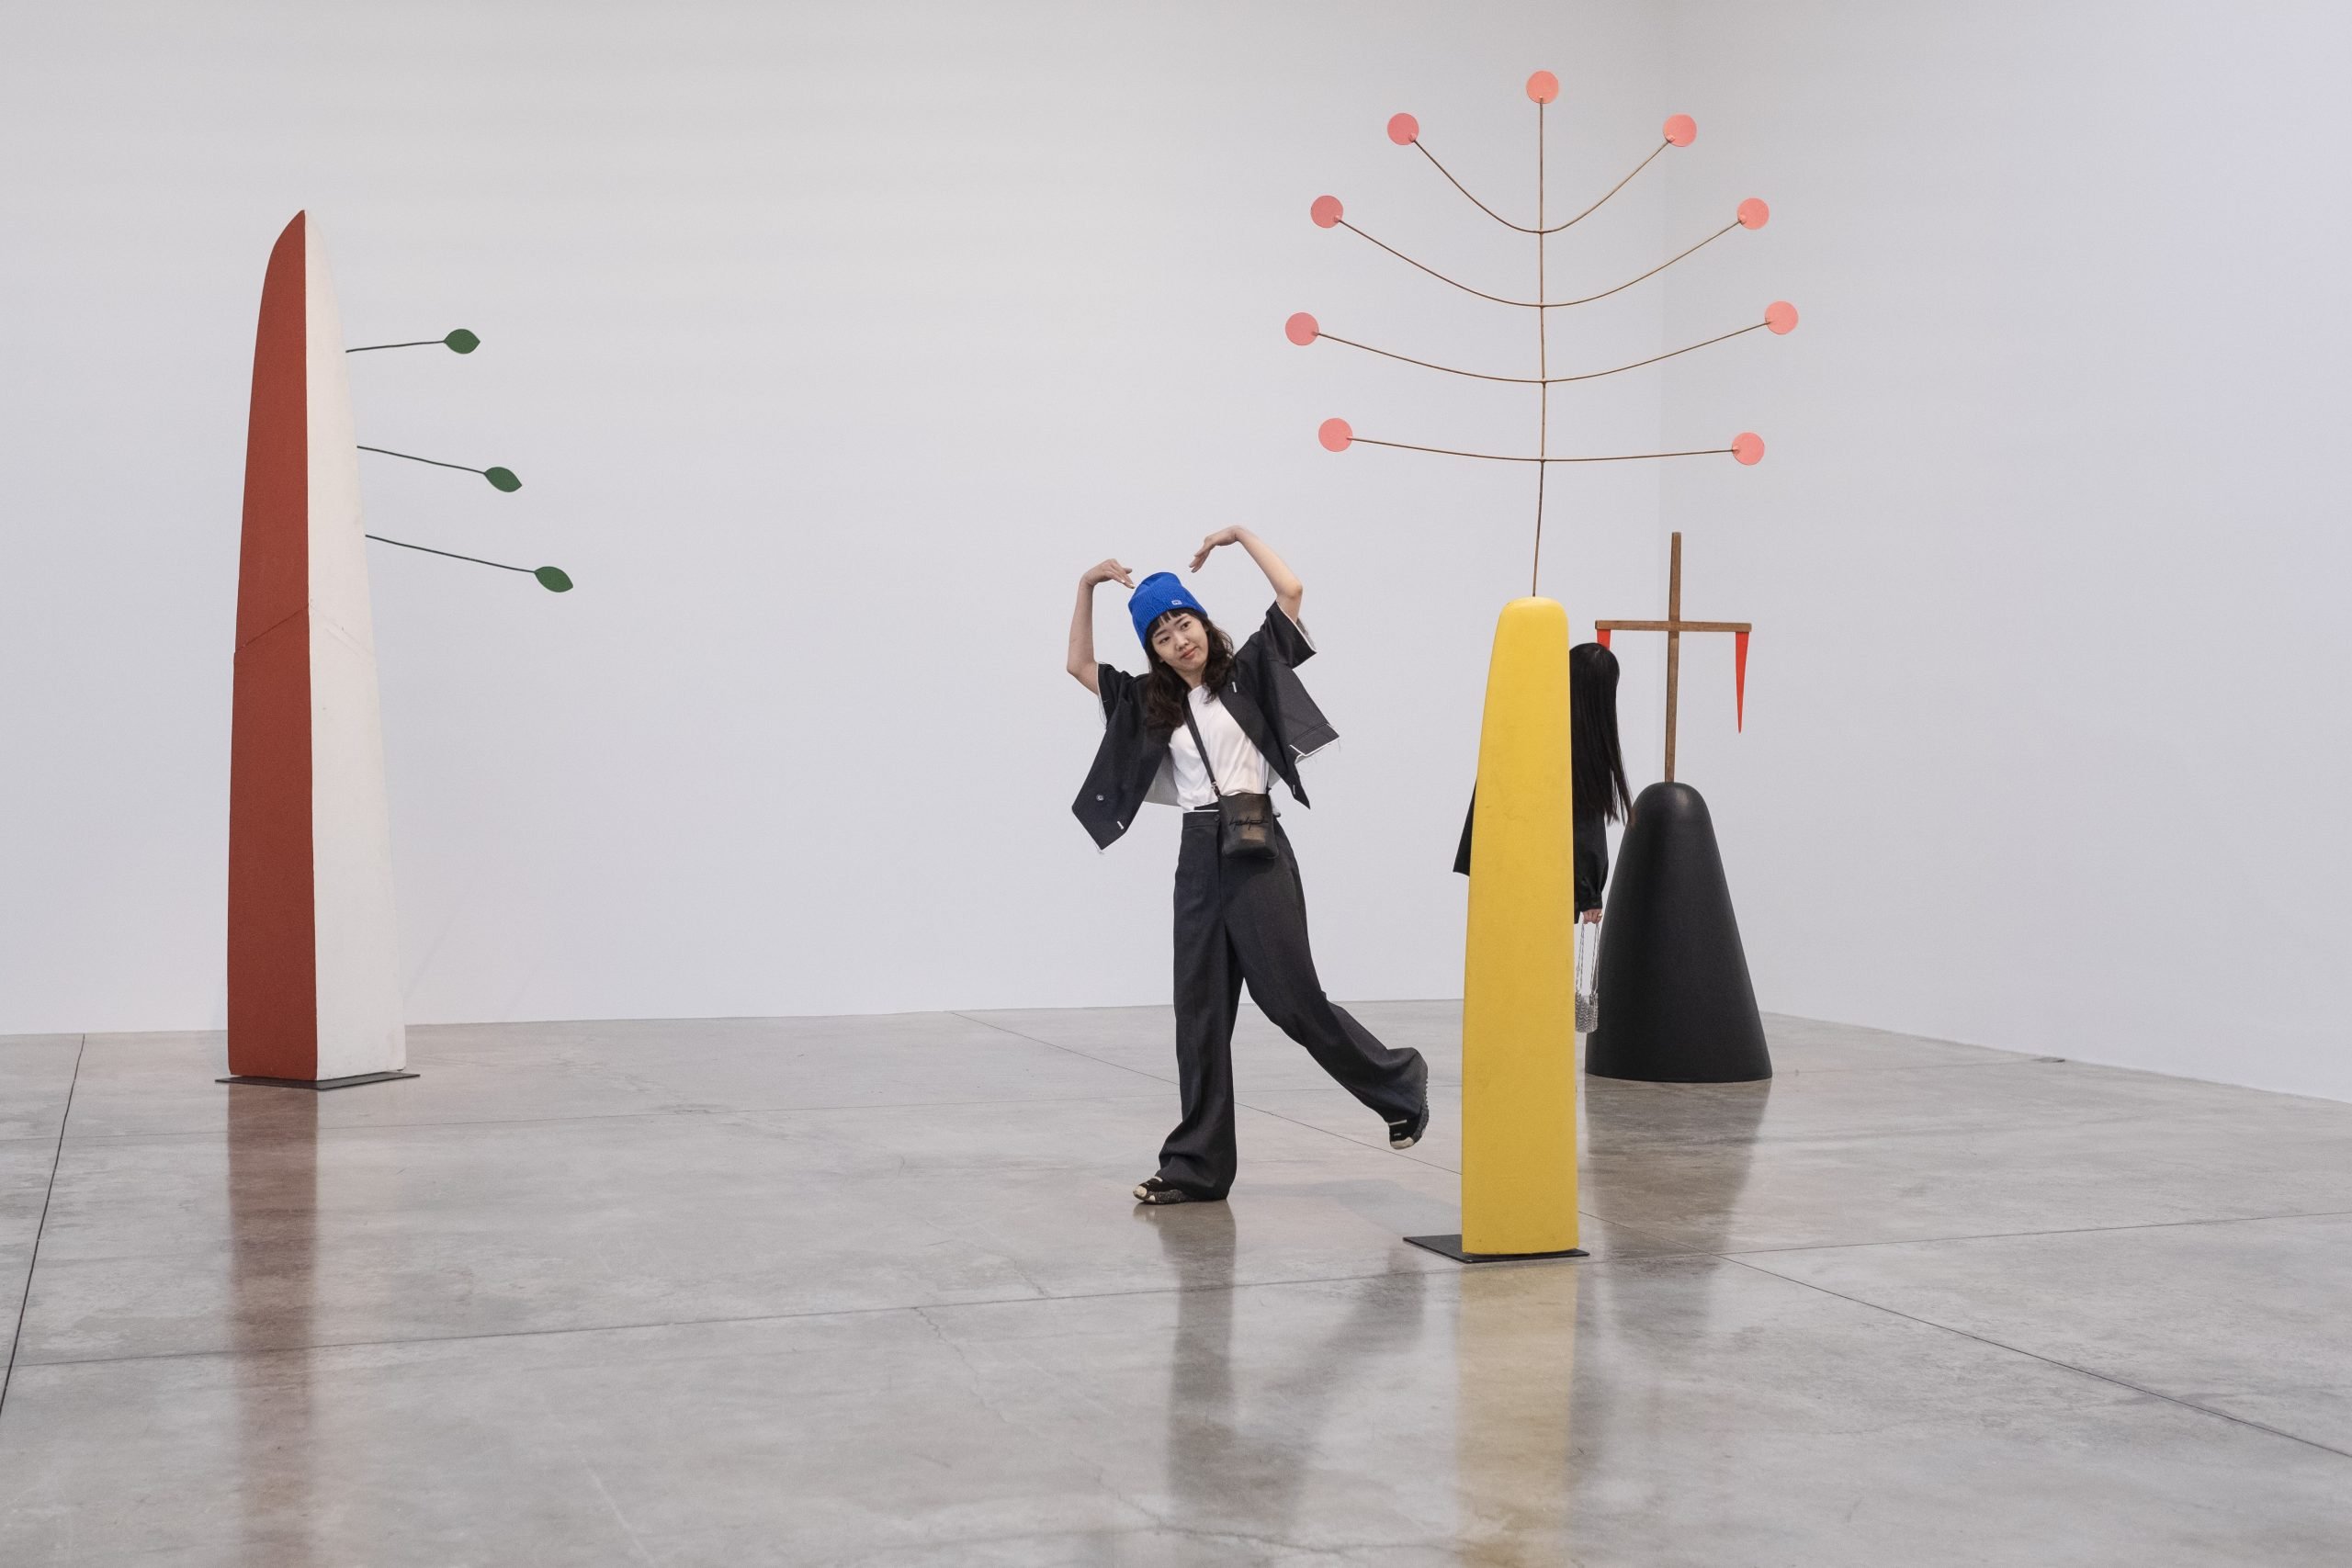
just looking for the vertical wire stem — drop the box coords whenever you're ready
[1532,100,1549,596]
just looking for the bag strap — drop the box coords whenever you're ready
[1180,696,1225,802]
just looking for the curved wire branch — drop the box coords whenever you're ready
[1548,220,1741,308]
[1337,220,1535,307]
[1413,138,1669,235]
[345,339,446,354]
[1317,319,1770,385]
[1337,218,1745,310]
[1349,437,1736,465]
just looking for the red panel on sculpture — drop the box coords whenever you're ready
[228,214,319,1080]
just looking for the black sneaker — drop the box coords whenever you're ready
[1133,1176,1191,1205]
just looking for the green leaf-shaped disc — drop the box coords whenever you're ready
[535,566,573,592]
[484,467,521,492]
[445,328,481,354]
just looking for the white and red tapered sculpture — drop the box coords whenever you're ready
[226,213,409,1086]
[224,214,569,1088]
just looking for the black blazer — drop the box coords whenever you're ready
[1071,603,1336,850]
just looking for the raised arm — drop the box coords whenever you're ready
[1067,558,1136,694]
[1190,526,1303,621]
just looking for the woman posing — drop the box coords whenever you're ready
[1068,527,1429,1206]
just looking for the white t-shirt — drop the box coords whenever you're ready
[1149,685,1272,808]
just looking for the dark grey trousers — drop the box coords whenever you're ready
[1156,810,1428,1199]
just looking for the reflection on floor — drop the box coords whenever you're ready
[2,1006,2349,1564]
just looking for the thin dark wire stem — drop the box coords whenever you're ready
[1532,99,1548,596]
[356,445,487,476]
[1337,218,1745,310]
[1412,138,1669,235]
[1351,438,1736,465]
[345,341,445,354]
[1318,320,1770,385]
[365,534,534,573]
[0,1035,84,1425]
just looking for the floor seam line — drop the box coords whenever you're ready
[8,1257,1658,1375]
[948,1011,1182,1089]
[1713,1208,2352,1258]
[0,1032,85,1426]
[48,1088,1181,1147]
[1720,1252,2352,1462]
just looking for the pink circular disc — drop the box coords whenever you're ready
[1386,112,1419,145]
[1526,70,1560,104]
[1664,113,1696,147]
[1284,311,1319,346]
[1731,432,1765,466]
[1737,197,1770,230]
[1311,194,1344,229]
[1764,300,1798,334]
[1318,418,1353,453]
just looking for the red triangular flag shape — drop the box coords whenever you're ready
[1734,630,1750,731]
[1596,626,1611,649]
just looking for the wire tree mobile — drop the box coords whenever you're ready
[1289,69,1794,595]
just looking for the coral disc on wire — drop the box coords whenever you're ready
[1284,312,1320,346]
[1731,432,1766,465]
[1386,113,1419,145]
[1737,197,1770,230]
[1310,195,1344,229]
[1765,300,1799,334]
[1664,114,1696,147]
[1526,70,1560,104]
[1317,418,1353,453]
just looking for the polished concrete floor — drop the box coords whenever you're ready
[3,1006,2349,1565]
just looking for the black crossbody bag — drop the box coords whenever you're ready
[1181,699,1279,861]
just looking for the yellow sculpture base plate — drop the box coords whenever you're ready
[1405,1235,1589,1265]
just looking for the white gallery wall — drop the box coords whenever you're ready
[0,2,1675,1034]
[1654,3,2352,1101]
[4,3,2346,1102]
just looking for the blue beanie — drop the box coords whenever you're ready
[1127,571,1209,648]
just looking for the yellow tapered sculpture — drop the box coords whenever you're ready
[1461,597,1580,1257]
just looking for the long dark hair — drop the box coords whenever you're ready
[1572,641,1632,823]
[1141,609,1236,739]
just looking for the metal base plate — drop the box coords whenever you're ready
[216,1071,420,1092]
[1405,1233,1589,1264]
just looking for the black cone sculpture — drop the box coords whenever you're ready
[1586,782,1771,1082]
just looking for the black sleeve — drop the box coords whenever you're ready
[1453,793,1475,876]
[1097,663,1137,722]
[1247,602,1315,670]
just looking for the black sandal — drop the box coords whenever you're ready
[1133,1177,1192,1205]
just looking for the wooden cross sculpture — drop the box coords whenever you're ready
[1595,531,1750,783]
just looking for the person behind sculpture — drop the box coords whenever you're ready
[1453,640,1634,921]
[1068,528,1430,1206]
[1567,641,1634,919]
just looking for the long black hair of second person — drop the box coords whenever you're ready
[1141,609,1237,739]
[1572,640,1634,822]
